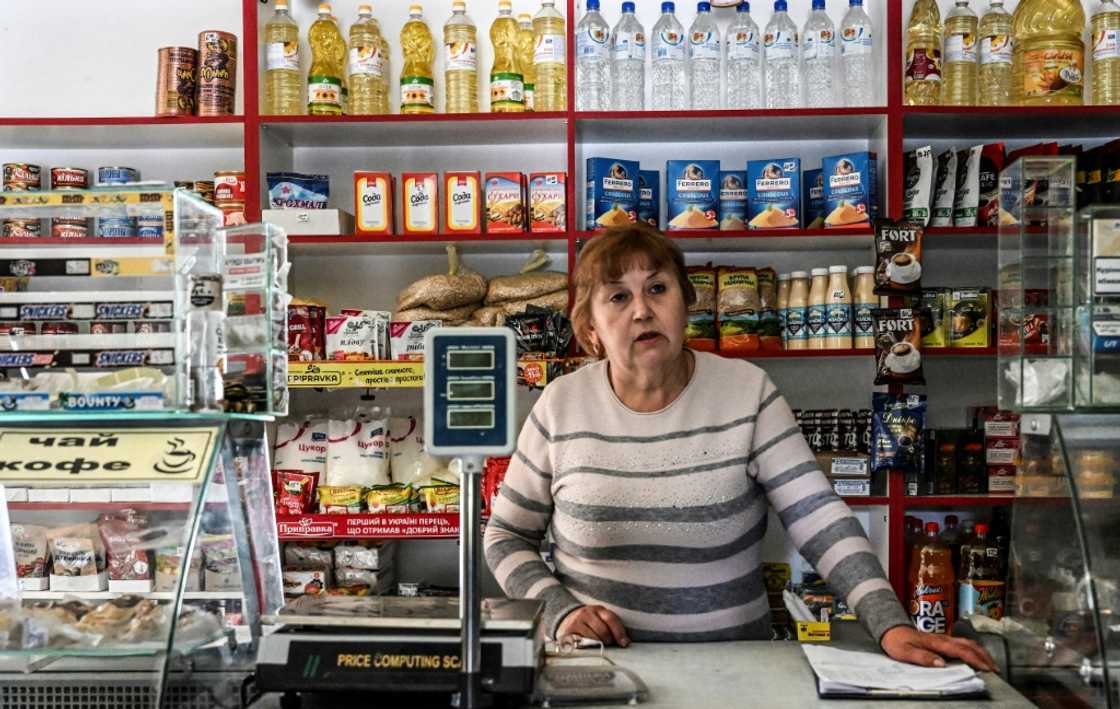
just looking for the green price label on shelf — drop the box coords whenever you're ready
[0,427,219,483]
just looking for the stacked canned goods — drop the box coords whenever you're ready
[2,163,43,238]
[197,31,238,116]
[155,47,199,117]
[96,166,141,238]
[214,170,246,226]
[50,167,91,238]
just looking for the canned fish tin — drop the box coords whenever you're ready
[156,46,198,117]
[193,180,216,204]
[221,202,246,226]
[50,167,89,190]
[97,167,141,186]
[2,163,41,191]
[96,217,136,238]
[214,170,246,204]
[1,219,42,237]
[136,214,165,238]
[42,322,79,335]
[51,218,90,238]
[197,30,238,116]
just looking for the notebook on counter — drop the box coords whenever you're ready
[801,644,989,700]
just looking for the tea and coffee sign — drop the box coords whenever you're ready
[0,427,219,483]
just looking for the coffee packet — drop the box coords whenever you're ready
[873,219,924,296]
[872,307,925,386]
[930,148,958,227]
[903,146,934,226]
[871,393,927,477]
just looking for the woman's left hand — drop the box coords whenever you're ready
[880,625,999,672]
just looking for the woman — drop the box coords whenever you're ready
[484,224,995,671]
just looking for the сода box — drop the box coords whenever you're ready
[401,172,439,235]
[355,171,394,235]
[444,171,482,234]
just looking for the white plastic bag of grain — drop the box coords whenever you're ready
[326,410,391,487]
[930,148,958,227]
[903,146,934,226]
[273,418,328,478]
[389,416,449,487]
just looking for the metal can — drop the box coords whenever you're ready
[42,322,79,335]
[213,170,246,204]
[91,321,128,335]
[2,163,41,191]
[50,167,89,190]
[96,217,136,238]
[97,166,141,186]
[196,30,238,117]
[221,202,246,227]
[136,213,165,238]
[155,46,198,117]
[193,180,216,204]
[51,218,90,238]
[1,219,42,238]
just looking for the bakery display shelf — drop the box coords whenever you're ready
[276,512,459,541]
[903,495,1015,508]
[20,591,244,602]
[903,105,1120,140]
[0,632,226,659]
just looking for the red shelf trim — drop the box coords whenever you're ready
[576,228,873,240]
[573,107,888,121]
[259,111,569,125]
[289,233,568,244]
[903,495,1015,508]
[0,116,244,127]
[843,496,890,506]
[903,105,1120,117]
[276,513,460,541]
[0,237,162,246]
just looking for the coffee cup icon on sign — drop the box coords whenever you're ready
[155,436,198,475]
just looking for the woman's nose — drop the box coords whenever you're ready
[631,294,652,320]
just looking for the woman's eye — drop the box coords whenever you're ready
[610,292,628,304]
[649,282,667,295]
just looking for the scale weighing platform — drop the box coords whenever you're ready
[254,329,544,706]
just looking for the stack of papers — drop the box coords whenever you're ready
[801,645,988,698]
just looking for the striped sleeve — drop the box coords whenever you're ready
[747,375,911,643]
[483,387,583,638]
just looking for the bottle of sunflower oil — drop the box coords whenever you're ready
[264,0,303,115]
[517,13,537,111]
[375,14,392,113]
[491,1,526,112]
[307,3,347,115]
[978,0,1013,105]
[400,4,436,114]
[904,0,943,105]
[943,1,979,105]
[1091,0,1120,104]
[348,5,384,115]
[533,0,568,111]
[1012,0,1086,106]
[444,1,479,113]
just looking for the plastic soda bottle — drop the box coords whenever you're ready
[910,522,956,634]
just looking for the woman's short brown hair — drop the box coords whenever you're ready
[570,224,696,357]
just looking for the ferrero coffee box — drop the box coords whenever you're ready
[586,157,638,230]
[718,170,748,231]
[666,160,719,231]
[803,168,825,229]
[638,170,660,228]
[747,158,801,229]
[822,151,879,228]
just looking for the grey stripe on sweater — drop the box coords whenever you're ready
[483,352,911,642]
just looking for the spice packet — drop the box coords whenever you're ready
[872,307,926,386]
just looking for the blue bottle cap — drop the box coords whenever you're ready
[698,1,711,11]
[623,1,636,11]
[775,0,787,11]
[737,2,750,11]
[812,0,825,8]
[662,1,675,13]
[850,0,862,4]
[587,0,600,9]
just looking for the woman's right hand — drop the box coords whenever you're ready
[556,605,631,647]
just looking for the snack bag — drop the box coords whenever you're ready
[686,265,717,352]
[366,484,418,513]
[318,486,364,514]
[273,419,328,478]
[275,470,318,514]
[717,267,761,354]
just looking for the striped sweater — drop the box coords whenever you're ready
[483,351,911,643]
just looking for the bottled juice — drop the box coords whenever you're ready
[807,268,829,350]
[264,0,303,115]
[518,13,538,111]
[444,1,479,113]
[307,3,347,115]
[1012,0,1086,106]
[910,522,955,634]
[978,0,1013,105]
[943,1,979,105]
[400,4,436,114]
[1091,0,1120,104]
[533,0,568,111]
[491,1,526,112]
[348,5,384,115]
[958,523,1005,620]
[905,0,943,105]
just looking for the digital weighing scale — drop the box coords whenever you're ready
[254,328,544,707]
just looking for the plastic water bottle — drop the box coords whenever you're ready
[764,0,801,108]
[688,2,722,109]
[576,0,611,110]
[726,2,762,109]
[802,0,836,107]
[840,0,875,106]
[652,1,688,110]
[611,2,646,111]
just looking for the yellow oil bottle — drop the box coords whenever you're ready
[1012,0,1086,105]
[444,1,479,113]
[978,0,1013,105]
[491,1,525,112]
[517,13,537,112]
[1091,0,1120,104]
[348,5,384,115]
[905,0,943,105]
[533,0,568,111]
[943,1,979,105]
[264,0,302,115]
[400,4,436,114]
[307,2,347,115]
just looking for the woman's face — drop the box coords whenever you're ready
[588,265,688,371]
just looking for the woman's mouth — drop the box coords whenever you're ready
[635,331,662,344]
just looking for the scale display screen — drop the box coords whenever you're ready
[447,380,494,401]
[448,408,494,429]
[448,349,494,370]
